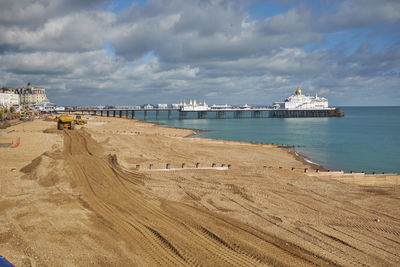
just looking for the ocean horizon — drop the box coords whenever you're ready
[137,106,400,174]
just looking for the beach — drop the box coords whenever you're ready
[1,116,399,266]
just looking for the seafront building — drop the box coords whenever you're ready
[34,99,65,112]
[0,83,56,112]
[0,87,20,107]
[181,99,210,111]
[0,92,20,107]
[273,87,328,110]
[14,83,47,107]
[270,86,343,117]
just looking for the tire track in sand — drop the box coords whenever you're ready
[52,128,344,265]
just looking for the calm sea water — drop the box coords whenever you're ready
[140,107,400,174]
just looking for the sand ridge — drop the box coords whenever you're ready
[0,116,399,266]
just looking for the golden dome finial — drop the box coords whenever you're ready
[295,86,301,95]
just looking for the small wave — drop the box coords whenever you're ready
[304,157,320,166]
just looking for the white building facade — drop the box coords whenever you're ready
[0,93,20,107]
[181,99,210,111]
[273,87,329,110]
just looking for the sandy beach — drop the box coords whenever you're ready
[1,116,399,266]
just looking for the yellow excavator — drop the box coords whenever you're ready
[57,115,87,130]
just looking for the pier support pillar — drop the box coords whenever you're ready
[119,110,122,118]
[156,110,160,120]
[101,110,103,117]
[252,110,261,118]
[106,111,109,117]
[198,111,207,119]
[216,111,226,119]
[113,111,116,117]
[131,111,135,119]
[168,110,172,120]
[234,111,243,119]
[179,111,187,119]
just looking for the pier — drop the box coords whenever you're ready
[69,106,344,119]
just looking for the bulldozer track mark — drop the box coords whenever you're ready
[145,225,188,263]
[188,202,336,266]
[327,225,400,259]
[76,130,93,155]
[329,223,400,236]
[124,220,187,266]
[63,129,74,156]
[272,191,320,212]
[295,227,355,266]
[43,127,399,266]
[310,227,361,251]
[305,227,369,266]
[194,225,271,266]
[198,226,235,251]
[382,235,400,246]
[222,194,281,226]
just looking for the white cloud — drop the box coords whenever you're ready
[0,0,399,106]
[0,11,113,53]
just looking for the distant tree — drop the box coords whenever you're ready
[9,107,15,119]
[6,107,12,120]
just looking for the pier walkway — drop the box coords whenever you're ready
[69,107,275,119]
[69,106,343,119]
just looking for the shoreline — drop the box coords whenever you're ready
[137,117,325,171]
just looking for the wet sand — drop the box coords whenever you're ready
[0,116,399,266]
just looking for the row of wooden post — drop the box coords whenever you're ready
[135,163,231,170]
[135,163,385,175]
[263,166,381,174]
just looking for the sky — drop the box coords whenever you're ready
[0,0,399,106]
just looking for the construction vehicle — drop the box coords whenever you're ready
[74,115,87,125]
[57,115,76,130]
[57,115,88,130]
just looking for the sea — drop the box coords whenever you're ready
[138,107,400,174]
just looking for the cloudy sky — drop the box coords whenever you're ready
[0,0,399,106]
